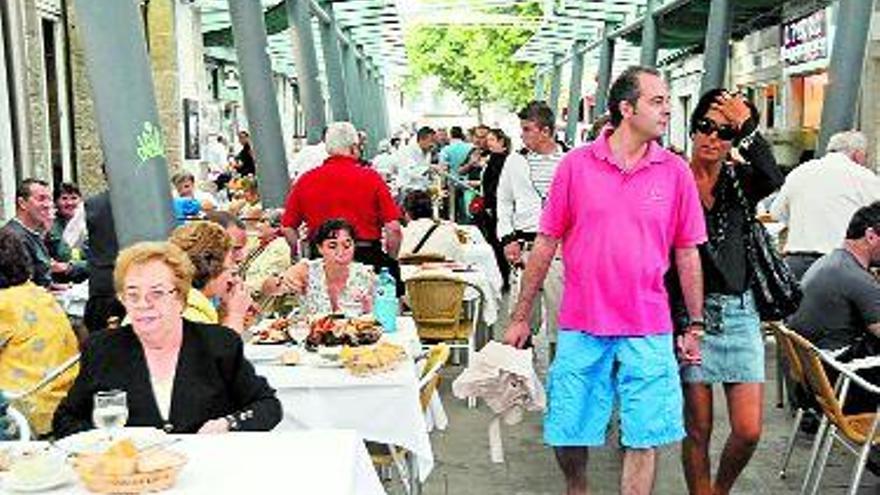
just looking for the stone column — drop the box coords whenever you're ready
[285,0,326,145]
[548,53,562,118]
[73,0,174,245]
[639,0,658,67]
[700,0,732,95]
[228,0,290,207]
[340,29,363,130]
[818,0,873,154]
[593,24,616,122]
[565,40,585,146]
[318,0,349,122]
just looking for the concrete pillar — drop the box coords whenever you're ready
[548,53,562,118]
[534,69,546,100]
[72,0,174,245]
[639,0,658,67]
[565,41,585,146]
[285,0,326,144]
[593,25,616,122]
[377,76,391,140]
[355,51,375,154]
[318,0,349,122]
[228,0,290,207]
[699,0,732,95]
[340,29,363,130]
[818,0,873,154]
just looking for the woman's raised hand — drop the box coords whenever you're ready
[710,92,752,130]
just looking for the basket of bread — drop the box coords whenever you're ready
[72,438,187,494]
[340,342,407,376]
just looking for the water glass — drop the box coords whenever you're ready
[92,390,128,437]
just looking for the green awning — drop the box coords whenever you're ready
[622,0,786,49]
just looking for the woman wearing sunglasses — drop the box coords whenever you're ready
[673,89,784,495]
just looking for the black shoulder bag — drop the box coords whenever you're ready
[412,222,440,254]
[730,170,802,321]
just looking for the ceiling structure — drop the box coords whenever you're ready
[199,0,408,85]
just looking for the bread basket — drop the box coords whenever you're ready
[73,451,187,494]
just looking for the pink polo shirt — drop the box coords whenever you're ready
[539,132,706,336]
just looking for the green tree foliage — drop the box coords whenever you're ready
[404,4,539,115]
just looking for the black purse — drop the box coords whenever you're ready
[731,171,802,321]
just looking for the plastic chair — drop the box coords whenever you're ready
[371,344,450,495]
[785,329,880,495]
[3,353,80,439]
[768,322,817,478]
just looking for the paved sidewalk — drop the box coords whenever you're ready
[413,339,879,495]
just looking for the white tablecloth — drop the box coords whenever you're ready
[54,281,88,319]
[247,318,434,482]
[458,225,503,321]
[0,430,384,494]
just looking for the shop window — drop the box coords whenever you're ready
[765,84,777,129]
[802,72,827,129]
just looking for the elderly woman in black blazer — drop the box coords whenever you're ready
[53,241,281,437]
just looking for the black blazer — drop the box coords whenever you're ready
[53,320,282,437]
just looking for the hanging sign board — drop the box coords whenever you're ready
[781,9,828,66]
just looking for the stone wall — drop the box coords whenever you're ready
[148,0,181,173]
[65,0,104,195]
[22,0,49,180]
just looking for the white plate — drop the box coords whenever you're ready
[4,463,75,493]
[55,427,168,455]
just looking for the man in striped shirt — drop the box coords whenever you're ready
[497,101,565,357]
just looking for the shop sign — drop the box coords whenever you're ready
[781,9,827,66]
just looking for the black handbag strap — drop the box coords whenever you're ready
[412,222,440,254]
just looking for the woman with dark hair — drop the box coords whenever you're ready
[675,89,784,495]
[281,219,375,315]
[399,190,463,262]
[479,128,512,290]
[0,229,79,436]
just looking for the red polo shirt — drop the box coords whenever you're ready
[281,155,401,241]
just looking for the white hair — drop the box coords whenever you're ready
[826,130,867,156]
[324,122,359,154]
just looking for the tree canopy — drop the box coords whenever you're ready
[404,4,539,116]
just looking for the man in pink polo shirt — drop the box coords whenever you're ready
[504,66,707,494]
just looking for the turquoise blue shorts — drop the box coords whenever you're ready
[544,331,684,448]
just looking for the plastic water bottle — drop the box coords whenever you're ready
[373,268,398,334]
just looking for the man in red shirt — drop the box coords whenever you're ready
[281,122,403,291]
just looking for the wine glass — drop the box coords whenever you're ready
[92,390,128,440]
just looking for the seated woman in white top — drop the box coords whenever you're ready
[399,190,464,262]
[282,219,375,315]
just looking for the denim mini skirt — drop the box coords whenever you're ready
[680,290,765,384]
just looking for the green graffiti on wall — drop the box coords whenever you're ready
[136,122,166,163]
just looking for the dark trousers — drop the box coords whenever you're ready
[354,242,405,297]
[785,252,823,282]
[474,210,510,290]
[83,295,126,334]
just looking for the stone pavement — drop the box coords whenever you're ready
[407,338,880,495]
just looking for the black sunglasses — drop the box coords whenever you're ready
[694,118,737,141]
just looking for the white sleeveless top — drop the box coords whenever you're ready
[302,259,375,315]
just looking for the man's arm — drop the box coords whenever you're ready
[503,234,559,348]
[674,246,705,363]
[769,182,790,224]
[384,220,402,258]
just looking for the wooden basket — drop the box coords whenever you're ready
[74,453,187,494]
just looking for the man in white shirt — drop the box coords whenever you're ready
[399,190,463,262]
[395,126,436,197]
[497,101,565,357]
[771,130,880,279]
[288,128,328,179]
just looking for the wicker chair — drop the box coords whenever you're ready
[768,322,815,479]
[398,253,448,266]
[784,327,880,495]
[406,274,483,409]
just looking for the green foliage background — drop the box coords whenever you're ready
[404,2,540,115]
